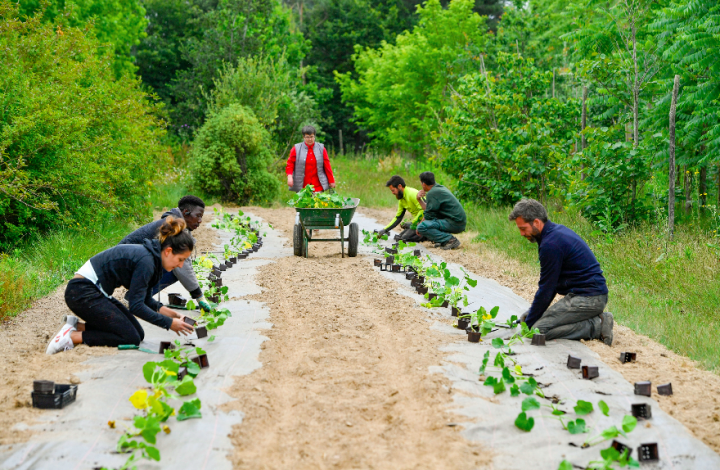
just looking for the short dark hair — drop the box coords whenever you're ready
[302,125,316,136]
[508,199,548,223]
[178,195,205,212]
[386,175,405,188]
[419,171,435,186]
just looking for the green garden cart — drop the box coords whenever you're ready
[293,198,360,258]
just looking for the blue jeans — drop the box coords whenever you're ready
[152,270,178,295]
[417,218,465,244]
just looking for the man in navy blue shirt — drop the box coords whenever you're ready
[509,199,613,345]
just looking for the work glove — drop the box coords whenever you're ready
[198,298,212,312]
[377,229,387,237]
[519,310,528,325]
[400,222,411,230]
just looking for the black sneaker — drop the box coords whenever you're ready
[433,241,446,248]
[442,237,461,250]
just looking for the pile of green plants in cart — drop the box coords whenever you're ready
[100,210,271,469]
[287,185,354,209]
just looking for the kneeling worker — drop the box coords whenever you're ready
[509,199,613,344]
[416,172,466,250]
[378,175,425,242]
[120,195,210,312]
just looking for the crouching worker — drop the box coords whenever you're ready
[119,195,210,312]
[416,172,466,250]
[509,199,613,345]
[46,217,195,354]
[377,175,425,242]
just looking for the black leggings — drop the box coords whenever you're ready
[64,278,145,347]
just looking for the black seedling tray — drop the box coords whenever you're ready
[32,384,78,409]
[634,381,651,396]
[620,352,637,363]
[34,380,55,394]
[631,403,652,419]
[582,365,599,379]
[567,355,581,369]
[531,334,546,346]
[637,443,659,462]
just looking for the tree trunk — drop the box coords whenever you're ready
[632,23,639,148]
[339,129,344,156]
[668,75,679,240]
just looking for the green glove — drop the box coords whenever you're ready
[199,299,212,312]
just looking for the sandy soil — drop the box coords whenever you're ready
[222,206,491,470]
[0,211,219,445]
[360,207,720,454]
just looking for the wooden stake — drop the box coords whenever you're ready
[339,129,344,156]
[668,75,679,240]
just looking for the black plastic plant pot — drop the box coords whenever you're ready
[177,367,188,380]
[440,300,449,308]
[657,383,673,396]
[620,352,637,363]
[207,274,217,282]
[192,354,210,368]
[385,248,398,255]
[531,334,546,346]
[374,259,383,267]
[243,250,251,255]
[634,381,651,397]
[451,307,460,317]
[428,293,437,300]
[611,440,632,457]
[457,318,470,330]
[468,331,482,343]
[392,264,401,272]
[160,341,176,354]
[212,268,221,277]
[168,293,187,307]
[218,263,227,271]
[229,257,237,263]
[196,326,208,339]
[417,286,428,295]
[405,272,417,280]
[252,244,260,251]
[33,380,55,395]
[582,365,599,379]
[637,443,659,462]
[385,255,395,265]
[238,253,248,259]
[208,295,220,303]
[394,234,401,241]
[631,403,652,420]
[413,249,421,257]
[184,317,197,327]
[31,384,78,409]
[213,279,223,288]
[380,264,388,272]
[417,276,425,284]
[411,278,420,287]
[567,355,582,369]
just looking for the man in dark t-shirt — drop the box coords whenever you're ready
[509,199,613,345]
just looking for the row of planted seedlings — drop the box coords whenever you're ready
[362,230,653,469]
[104,209,268,470]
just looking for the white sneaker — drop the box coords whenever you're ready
[61,315,79,328]
[46,324,76,355]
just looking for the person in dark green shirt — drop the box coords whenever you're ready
[416,172,466,250]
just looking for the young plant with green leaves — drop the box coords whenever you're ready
[287,185,353,209]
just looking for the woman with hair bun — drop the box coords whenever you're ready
[47,217,196,354]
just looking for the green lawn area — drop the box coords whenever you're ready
[331,154,720,373]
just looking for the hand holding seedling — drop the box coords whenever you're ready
[170,318,194,335]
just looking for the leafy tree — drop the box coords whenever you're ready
[0,1,165,248]
[18,0,147,76]
[439,53,578,203]
[337,0,489,155]
[190,104,281,203]
[208,55,321,162]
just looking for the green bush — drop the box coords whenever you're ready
[0,1,165,250]
[190,104,280,204]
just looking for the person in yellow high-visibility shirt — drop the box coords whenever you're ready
[378,175,426,242]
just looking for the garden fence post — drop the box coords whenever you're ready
[668,74,680,240]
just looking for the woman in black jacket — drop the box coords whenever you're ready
[47,217,196,354]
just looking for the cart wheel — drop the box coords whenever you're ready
[348,223,359,257]
[293,224,304,257]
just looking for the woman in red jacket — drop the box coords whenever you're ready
[286,126,336,192]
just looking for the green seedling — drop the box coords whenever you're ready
[287,185,352,208]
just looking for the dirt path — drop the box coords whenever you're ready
[221,207,490,470]
[361,206,720,454]
[0,211,219,445]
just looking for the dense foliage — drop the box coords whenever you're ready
[0,1,164,249]
[190,104,280,204]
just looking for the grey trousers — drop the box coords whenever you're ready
[533,293,607,341]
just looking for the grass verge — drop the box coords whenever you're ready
[333,155,720,373]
